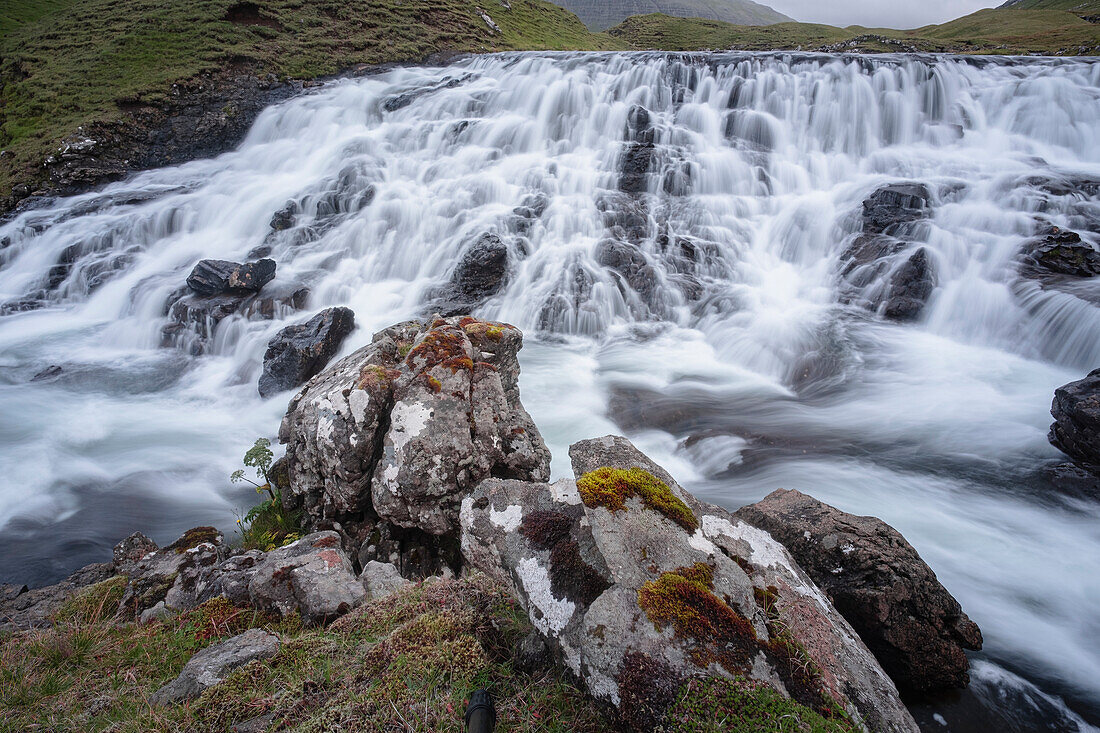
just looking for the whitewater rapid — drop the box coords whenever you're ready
[1,51,1099,729]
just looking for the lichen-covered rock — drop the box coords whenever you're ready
[736,489,983,693]
[112,531,158,571]
[1049,368,1100,472]
[279,316,549,548]
[460,435,918,733]
[117,527,229,616]
[247,531,365,625]
[258,306,355,398]
[151,628,280,705]
[360,560,409,600]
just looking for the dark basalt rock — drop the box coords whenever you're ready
[736,489,983,694]
[161,286,309,355]
[268,202,298,232]
[883,247,936,321]
[619,142,655,194]
[258,306,355,398]
[862,183,931,235]
[186,258,276,296]
[31,365,63,382]
[1020,226,1100,279]
[596,238,660,305]
[430,233,510,315]
[1049,368,1100,472]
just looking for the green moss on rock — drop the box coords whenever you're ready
[660,677,855,732]
[576,466,697,531]
[165,526,220,554]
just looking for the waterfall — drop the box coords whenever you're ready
[1,51,1098,730]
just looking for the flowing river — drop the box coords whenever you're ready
[1,51,1098,730]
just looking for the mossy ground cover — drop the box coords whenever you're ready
[660,677,853,733]
[0,0,626,197]
[0,573,609,732]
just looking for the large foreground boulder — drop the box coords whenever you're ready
[460,435,918,733]
[258,306,355,398]
[1049,368,1100,471]
[736,489,982,693]
[279,316,550,549]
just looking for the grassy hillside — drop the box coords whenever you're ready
[0,0,625,199]
[552,0,790,32]
[610,7,1100,53]
[999,0,1100,13]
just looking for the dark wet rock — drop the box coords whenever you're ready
[381,75,471,113]
[1049,368,1100,472]
[151,628,280,705]
[883,247,936,321]
[460,435,918,733]
[430,233,510,315]
[247,531,365,625]
[511,192,549,235]
[618,141,655,194]
[0,584,28,603]
[1020,226,1100,279]
[625,105,655,145]
[862,183,931,235]
[596,238,660,306]
[161,285,309,354]
[258,306,355,398]
[186,258,276,296]
[737,489,983,694]
[279,316,549,551]
[112,532,159,572]
[31,365,63,382]
[269,202,298,232]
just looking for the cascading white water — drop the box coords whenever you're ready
[1,51,1099,729]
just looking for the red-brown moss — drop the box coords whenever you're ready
[576,467,697,531]
[520,510,609,608]
[355,363,400,393]
[616,652,683,731]
[520,510,573,550]
[405,326,469,372]
[460,317,507,343]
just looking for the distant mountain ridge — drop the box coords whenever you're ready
[551,0,791,31]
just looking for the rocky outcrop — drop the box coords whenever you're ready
[460,435,918,733]
[258,306,355,398]
[151,628,280,705]
[247,531,365,625]
[840,183,938,322]
[186,258,276,296]
[430,233,510,315]
[1020,225,1100,279]
[279,316,550,554]
[1049,368,1100,472]
[0,562,117,631]
[736,489,983,693]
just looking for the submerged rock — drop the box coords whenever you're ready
[460,435,919,733]
[1049,368,1100,472]
[258,306,355,398]
[151,628,280,705]
[883,247,936,321]
[736,489,982,694]
[279,316,550,548]
[186,258,276,296]
[162,285,309,355]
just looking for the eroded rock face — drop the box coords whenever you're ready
[258,306,355,398]
[279,316,550,547]
[151,628,280,705]
[1049,368,1100,471]
[460,435,918,733]
[247,531,365,625]
[736,489,983,694]
[187,258,276,296]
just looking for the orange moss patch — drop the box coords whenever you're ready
[638,563,756,646]
[356,364,400,393]
[576,467,697,531]
[460,317,508,343]
[405,326,470,373]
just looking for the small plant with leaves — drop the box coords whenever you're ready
[232,438,302,551]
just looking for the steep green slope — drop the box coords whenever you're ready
[551,0,790,32]
[999,0,1100,13]
[0,0,625,198]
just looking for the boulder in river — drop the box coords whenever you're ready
[736,489,983,693]
[162,284,308,355]
[279,316,550,546]
[1020,226,1100,279]
[186,258,276,296]
[460,435,919,733]
[1049,368,1100,471]
[882,247,936,322]
[257,306,355,398]
[861,183,931,235]
[430,233,510,315]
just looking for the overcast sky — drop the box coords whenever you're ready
[766,0,1001,29]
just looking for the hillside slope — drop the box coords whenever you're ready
[999,0,1100,13]
[550,0,790,31]
[610,8,1100,54]
[0,0,625,208]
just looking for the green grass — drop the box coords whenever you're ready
[0,0,625,198]
[997,0,1100,12]
[609,8,1100,54]
[0,574,610,732]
